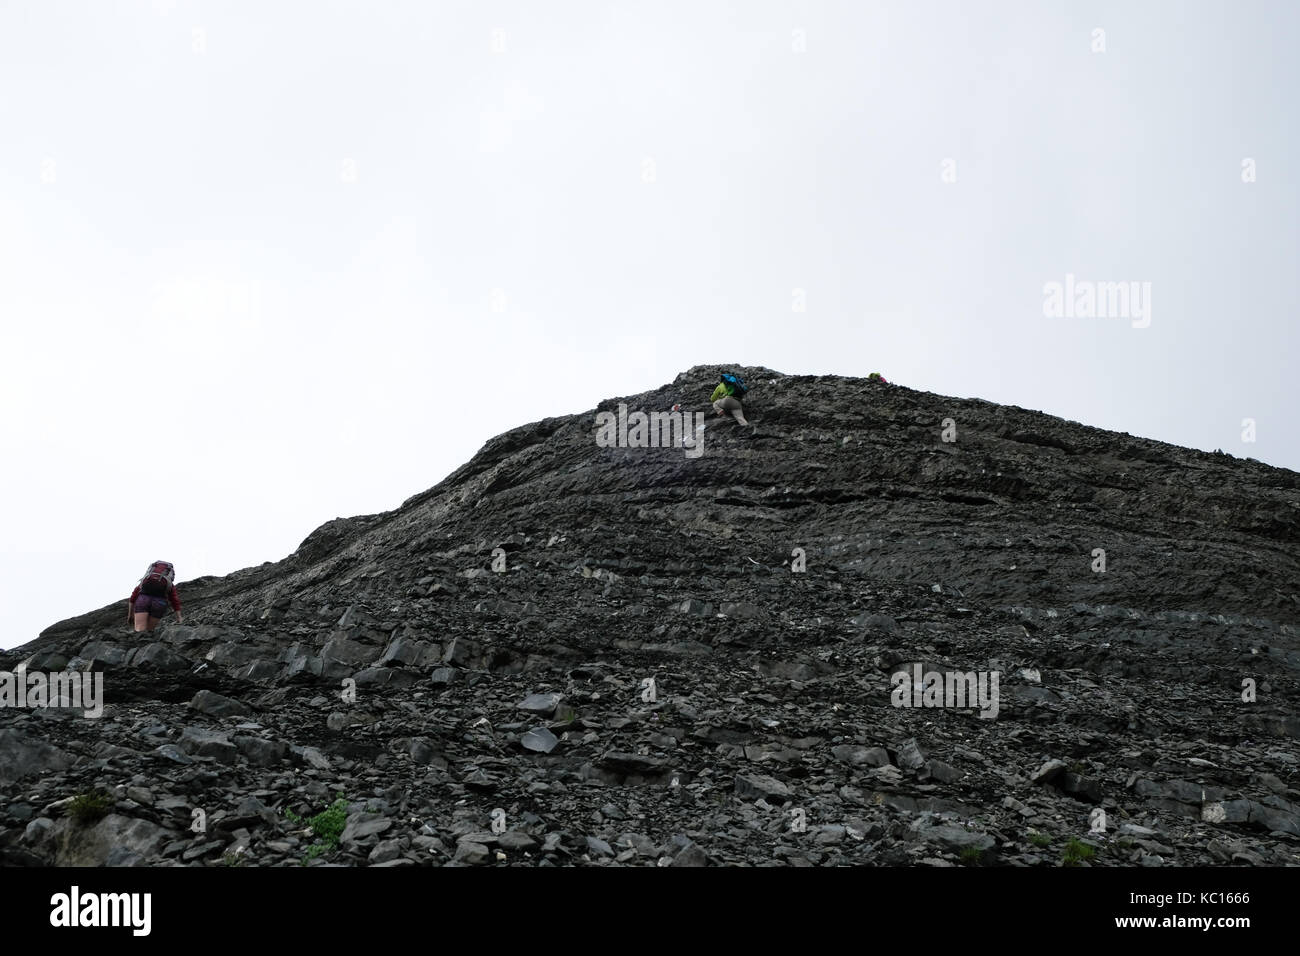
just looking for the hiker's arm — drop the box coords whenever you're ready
[170,587,183,622]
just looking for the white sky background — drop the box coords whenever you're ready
[1,0,1296,650]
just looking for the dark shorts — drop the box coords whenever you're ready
[134,594,169,618]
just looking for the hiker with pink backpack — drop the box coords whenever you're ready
[127,561,183,632]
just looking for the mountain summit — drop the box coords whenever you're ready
[3,366,1298,866]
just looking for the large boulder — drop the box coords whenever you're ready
[0,730,73,786]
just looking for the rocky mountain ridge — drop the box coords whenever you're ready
[2,365,1297,867]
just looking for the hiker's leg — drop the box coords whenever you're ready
[135,595,167,631]
[712,399,727,416]
[146,596,168,630]
[132,594,154,631]
[718,396,748,426]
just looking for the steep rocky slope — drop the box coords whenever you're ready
[3,366,1298,867]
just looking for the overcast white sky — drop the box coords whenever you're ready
[2,0,1296,650]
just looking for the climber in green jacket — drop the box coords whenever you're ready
[710,372,749,426]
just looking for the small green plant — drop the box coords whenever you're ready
[308,798,348,846]
[959,846,983,866]
[283,807,302,825]
[221,849,248,867]
[1063,837,1096,866]
[1028,832,1051,848]
[298,795,349,864]
[67,791,113,824]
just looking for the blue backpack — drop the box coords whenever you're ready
[721,373,749,399]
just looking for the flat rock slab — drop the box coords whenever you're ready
[832,745,890,768]
[913,823,995,854]
[189,690,253,718]
[454,841,490,865]
[340,816,393,846]
[735,773,793,802]
[497,830,539,851]
[521,727,559,753]
[517,692,562,715]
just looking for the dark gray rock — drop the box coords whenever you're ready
[339,815,393,846]
[21,651,69,671]
[454,841,490,865]
[0,730,72,786]
[671,840,709,866]
[354,666,419,689]
[599,752,671,776]
[369,839,404,864]
[180,726,238,763]
[912,820,995,854]
[234,735,288,767]
[1032,759,1068,785]
[234,660,281,682]
[289,745,331,770]
[924,760,964,784]
[1061,771,1103,802]
[153,744,193,765]
[1133,778,1205,805]
[409,737,442,765]
[832,745,890,768]
[189,690,253,719]
[734,773,793,802]
[854,613,899,634]
[281,643,323,681]
[497,830,539,851]
[443,638,483,668]
[379,636,440,668]
[77,641,128,668]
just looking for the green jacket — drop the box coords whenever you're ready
[710,382,735,402]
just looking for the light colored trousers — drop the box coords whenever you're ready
[712,395,749,426]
